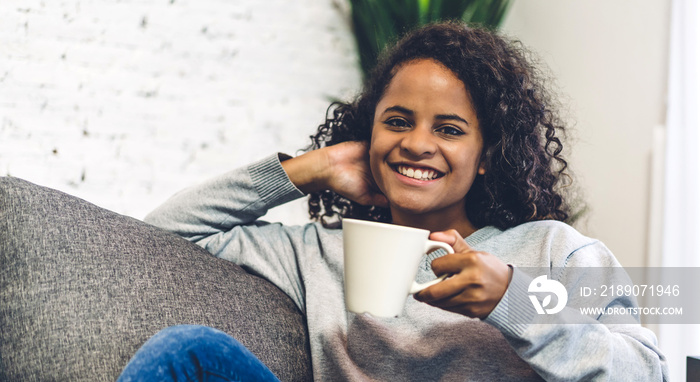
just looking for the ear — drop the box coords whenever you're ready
[478,162,486,175]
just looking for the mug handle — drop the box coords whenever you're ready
[409,240,454,294]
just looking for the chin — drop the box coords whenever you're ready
[388,201,436,217]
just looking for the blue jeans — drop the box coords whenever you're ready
[118,325,281,382]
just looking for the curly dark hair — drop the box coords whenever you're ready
[306,21,573,230]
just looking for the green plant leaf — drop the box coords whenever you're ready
[348,0,512,77]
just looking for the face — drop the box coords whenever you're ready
[369,59,485,229]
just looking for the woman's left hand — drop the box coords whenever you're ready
[414,229,512,319]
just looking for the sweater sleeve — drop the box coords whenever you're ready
[484,242,669,381]
[144,154,312,312]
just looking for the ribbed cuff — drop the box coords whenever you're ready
[484,266,537,338]
[248,154,305,208]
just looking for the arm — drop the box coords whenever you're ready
[415,231,668,381]
[144,153,303,241]
[144,154,311,308]
[485,261,668,381]
[144,142,386,310]
[281,141,388,207]
[145,141,386,240]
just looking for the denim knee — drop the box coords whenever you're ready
[152,324,228,347]
[119,325,280,382]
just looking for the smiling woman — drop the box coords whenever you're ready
[306,23,570,231]
[122,21,668,381]
[368,59,484,235]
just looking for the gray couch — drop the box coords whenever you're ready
[0,176,313,381]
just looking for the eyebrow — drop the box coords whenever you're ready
[382,105,470,126]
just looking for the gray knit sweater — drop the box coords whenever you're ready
[145,154,668,381]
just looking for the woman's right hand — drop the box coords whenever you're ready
[281,141,388,207]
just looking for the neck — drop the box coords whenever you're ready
[390,208,478,238]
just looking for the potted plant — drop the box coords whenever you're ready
[348,0,512,77]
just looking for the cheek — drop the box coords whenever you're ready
[451,152,483,188]
[368,130,392,189]
[368,126,386,163]
[368,145,384,187]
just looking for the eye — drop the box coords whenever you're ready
[383,117,411,130]
[436,125,465,136]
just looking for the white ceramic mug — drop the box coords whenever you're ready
[342,218,454,317]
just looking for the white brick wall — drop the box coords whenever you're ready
[0,0,362,223]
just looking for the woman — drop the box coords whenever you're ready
[119,22,667,381]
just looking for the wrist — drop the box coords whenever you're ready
[280,149,331,194]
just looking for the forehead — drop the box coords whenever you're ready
[377,59,474,114]
[391,59,461,86]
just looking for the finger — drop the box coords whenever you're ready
[420,291,475,311]
[424,296,494,319]
[430,250,482,277]
[429,230,471,253]
[415,279,498,319]
[415,271,476,302]
[414,280,461,304]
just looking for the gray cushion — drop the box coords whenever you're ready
[0,177,312,381]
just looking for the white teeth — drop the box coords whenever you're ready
[397,165,440,180]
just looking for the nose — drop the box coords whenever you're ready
[400,125,437,158]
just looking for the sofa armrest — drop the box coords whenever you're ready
[0,177,312,381]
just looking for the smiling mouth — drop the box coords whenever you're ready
[394,165,444,181]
